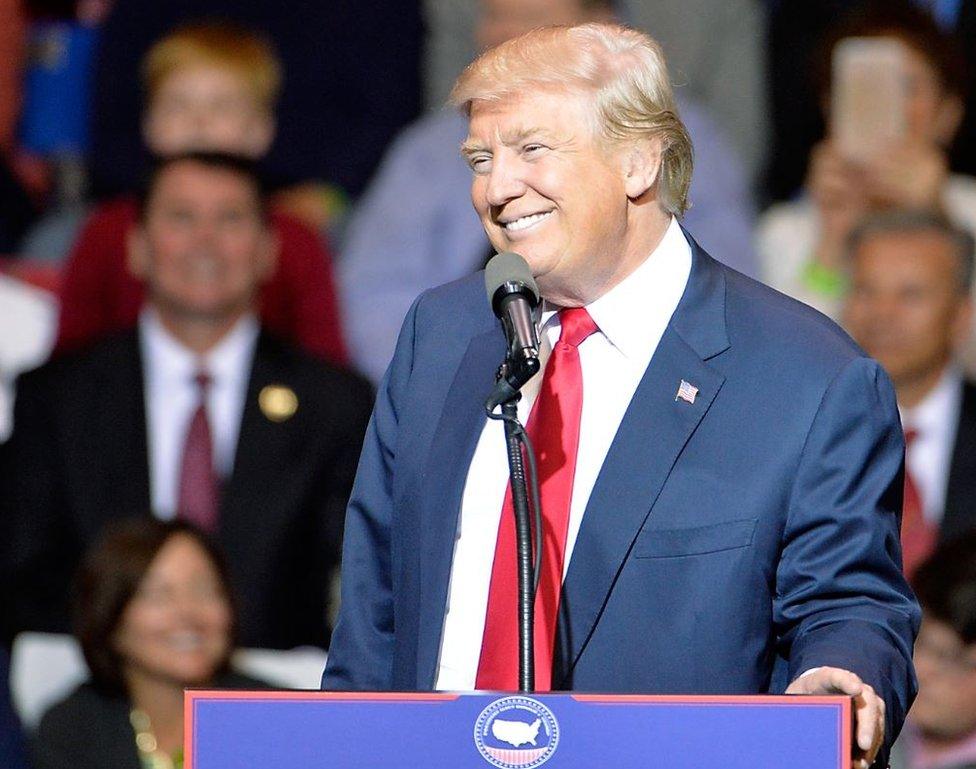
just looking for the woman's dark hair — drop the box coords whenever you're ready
[913,532,976,645]
[73,517,237,694]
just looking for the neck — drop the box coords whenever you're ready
[152,306,248,355]
[897,363,950,410]
[126,670,187,754]
[554,205,671,307]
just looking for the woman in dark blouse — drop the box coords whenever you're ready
[31,519,264,769]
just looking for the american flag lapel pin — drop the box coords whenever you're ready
[675,379,698,405]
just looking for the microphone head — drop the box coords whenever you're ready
[484,252,540,315]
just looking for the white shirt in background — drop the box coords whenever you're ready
[139,308,258,520]
[900,366,964,527]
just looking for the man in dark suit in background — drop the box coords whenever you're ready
[1,152,373,650]
[845,210,976,577]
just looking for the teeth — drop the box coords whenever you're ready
[503,211,553,232]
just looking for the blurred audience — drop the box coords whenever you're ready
[890,534,976,769]
[87,0,421,203]
[1,153,372,649]
[341,0,758,383]
[758,2,976,320]
[0,271,56,441]
[844,211,976,577]
[31,518,264,769]
[0,0,39,252]
[424,0,768,181]
[52,22,346,363]
[0,648,27,769]
[766,0,976,203]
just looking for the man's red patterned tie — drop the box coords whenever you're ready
[900,428,937,578]
[177,372,219,533]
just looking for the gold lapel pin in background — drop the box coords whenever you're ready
[259,384,298,422]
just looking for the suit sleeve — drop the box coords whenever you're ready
[321,293,421,690]
[773,356,920,756]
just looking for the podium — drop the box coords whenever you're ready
[184,690,850,768]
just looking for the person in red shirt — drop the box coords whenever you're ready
[56,22,346,363]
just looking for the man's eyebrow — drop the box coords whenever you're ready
[460,126,559,156]
[460,140,486,158]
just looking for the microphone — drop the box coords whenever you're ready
[484,252,541,410]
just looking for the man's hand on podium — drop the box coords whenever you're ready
[786,666,884,769]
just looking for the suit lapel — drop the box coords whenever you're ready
[554,241,730,685]
[416,325,506,687]
[220,335,293,557]
[942,381,976,541]
[91,333,150,527]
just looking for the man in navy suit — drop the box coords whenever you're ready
[322,22,919,768]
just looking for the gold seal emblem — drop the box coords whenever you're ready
[259,384,298,422]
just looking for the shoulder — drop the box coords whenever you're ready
[755,198,817,248]
[944,175,976,233]
[715,255,869,384]
[34,682,126,738]
[17,332,138,394]
[216,668,272,689]
[31,683,136,769]
[410,271,495,337]
[81,197,138,230]
[960,378,976,415]
[255,332,374,412]
[268,208,318,244]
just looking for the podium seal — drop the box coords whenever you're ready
[474,696,559,768]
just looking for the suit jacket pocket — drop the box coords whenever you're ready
[633,517,758,558]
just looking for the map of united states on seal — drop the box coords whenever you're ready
[491,718,542,747]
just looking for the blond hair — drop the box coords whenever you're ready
[143,22,282,112]
[451,23,693,216]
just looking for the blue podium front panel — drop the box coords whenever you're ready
[185,691,850,769]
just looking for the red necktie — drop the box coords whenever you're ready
[901,428,937,578]
[177,372,219,533]
[476,307,598,691]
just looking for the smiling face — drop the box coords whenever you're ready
[143,65,274,158]
[465,90,660,306]
[129,159,275,325]
[113,533,232,688]
[844,229,971,399]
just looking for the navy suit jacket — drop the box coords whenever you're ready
[323,234,920,752]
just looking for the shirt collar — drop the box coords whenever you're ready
[139,307,259,388]
[900,365,964,437]
[540,216,692,360]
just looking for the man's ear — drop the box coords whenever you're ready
[126,226,150,280]
[246,114,276,158]
[622,138,663,200]
[257,227,280,283]
[951,295,974,348]
[933,94,964,147]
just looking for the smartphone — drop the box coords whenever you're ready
[831,37,907,162]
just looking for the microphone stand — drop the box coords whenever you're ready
[487,360,541,693]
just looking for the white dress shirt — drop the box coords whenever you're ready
[434,217,692,690]
[900,366,964,527]
[140,309,258,520]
